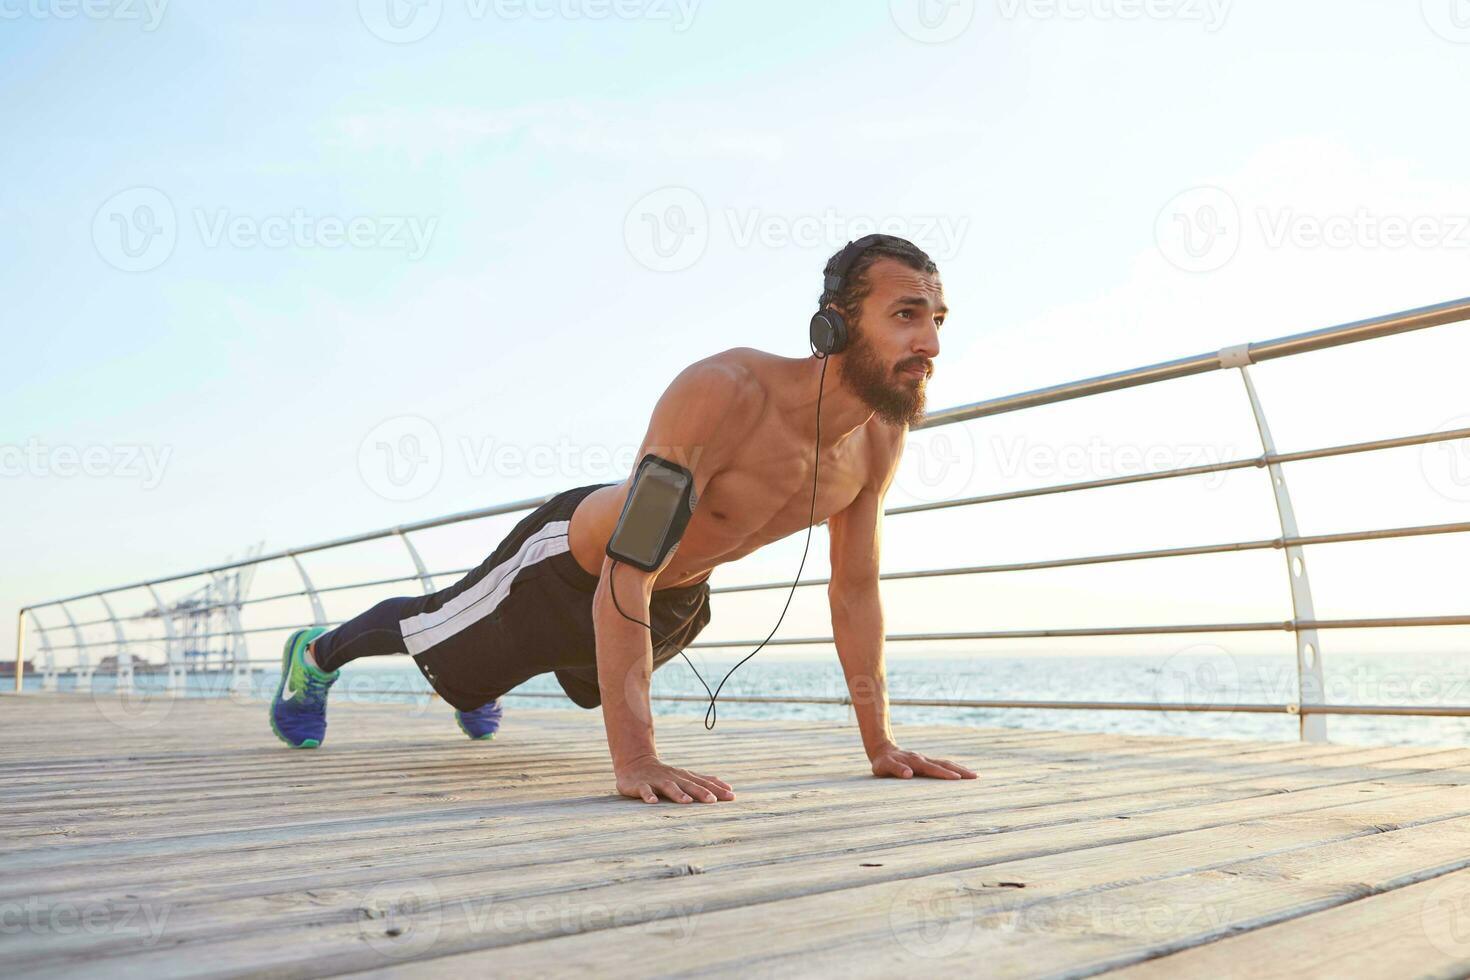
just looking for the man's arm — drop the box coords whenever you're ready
[592,359,743,805]
[827,428,977,782]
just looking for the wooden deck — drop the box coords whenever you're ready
[4,693,1470,978]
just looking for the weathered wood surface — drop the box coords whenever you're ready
[2,693,1468,978]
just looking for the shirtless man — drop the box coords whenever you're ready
[269,234,979,804]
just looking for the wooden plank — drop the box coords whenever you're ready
[375,793,1470,979]
[1107,864,1470,979]
[2,742,1452,902]
[0,723,1348,849]
[8,743,1454,913]
[11,758,1470,973]
[5,696,1468,978]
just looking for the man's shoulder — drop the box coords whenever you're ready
[672,348,774,409]
[859,415,907,491]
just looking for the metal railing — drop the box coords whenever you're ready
[13,297,1470,742]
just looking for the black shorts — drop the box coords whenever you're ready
[314,482,712,711]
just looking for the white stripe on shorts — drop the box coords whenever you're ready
[399,520,571,657]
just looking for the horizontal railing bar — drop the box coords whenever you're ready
[44,421,1463,624]
[41,624,348,650]
[29,569,485,631]
[37,610,1470,652]
[41,517,1467,627]
[916,295,1470,427]
[888,425,1470,517]
[26,298,1470,614]
[77,682,1470,719]
[685,615,1470,648]
[711,519,1470,595]
[43,514,1468,634]
[22,497,556,610]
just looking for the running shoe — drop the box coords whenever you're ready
[455,699,503,740]
[270,627,336,749]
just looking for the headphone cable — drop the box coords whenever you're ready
[609,353,830,730]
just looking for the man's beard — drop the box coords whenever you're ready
[837,324,929,427]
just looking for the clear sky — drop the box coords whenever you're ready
[3,0,1467,676]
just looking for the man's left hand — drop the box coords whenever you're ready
[869,743,978,780]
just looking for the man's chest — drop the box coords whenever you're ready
[682,438,873,554]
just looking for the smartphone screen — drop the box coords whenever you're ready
[612,462,689,568]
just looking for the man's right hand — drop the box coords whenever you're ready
[615,755,736,804]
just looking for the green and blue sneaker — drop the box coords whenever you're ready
[270,627,336,749]
[455,699,503,740]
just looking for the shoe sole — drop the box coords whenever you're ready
[455,712,499,741]
[270,629,320,750]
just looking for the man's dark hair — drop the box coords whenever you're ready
[818,235,939,325]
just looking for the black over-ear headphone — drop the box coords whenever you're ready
[809,234,887,357]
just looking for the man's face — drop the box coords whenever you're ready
[837,257,945,427]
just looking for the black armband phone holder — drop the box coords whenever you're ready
[605,454,698,572]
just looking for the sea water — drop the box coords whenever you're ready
[38,649,1470,747]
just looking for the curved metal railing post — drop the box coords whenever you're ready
[210,570,252,696]
[1229,354,1328,742]
[13,609,25,694]
[35,612,57,692]
[289,553,327,626]
[96,595,132,695]
[58,602,92,692]
[396,529,436,595]
[146,584,185,694]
